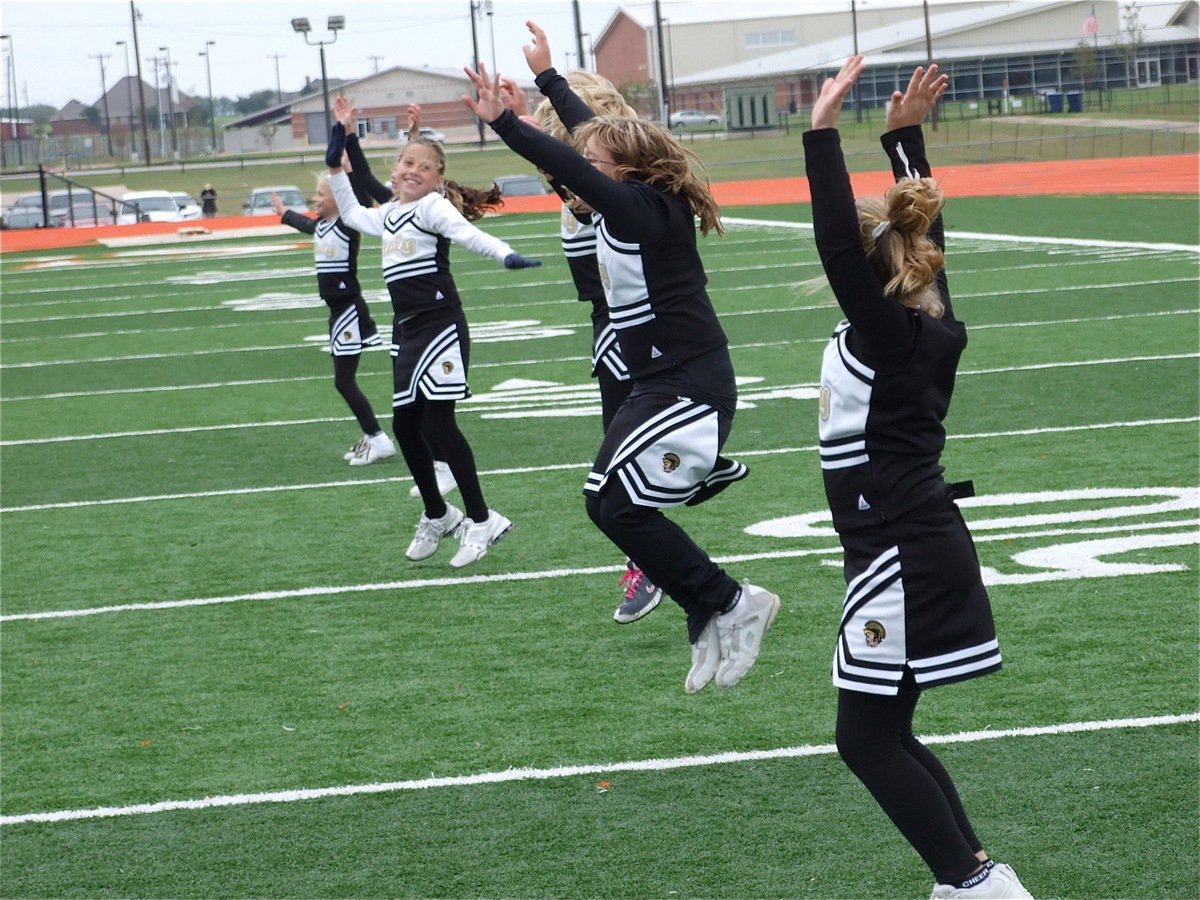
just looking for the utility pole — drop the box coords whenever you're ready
[653,0,669,123]
[368,54,383,74]
[130,0,152,164]
[200,40,216,152]
[469,2,484,148]
[268,53,286,104]
[1,34,22,165]
[572,0,585,72]
[159,46,178,156]
[851,1,862,123]
[922,0,939,130]
[91,53,115,157]
[116,40,135,158]
[148,53,164,158]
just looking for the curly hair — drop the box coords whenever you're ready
[403,137,504,221]
[534,71,637,142]
[855,177,946,316]
[571,115,723,236]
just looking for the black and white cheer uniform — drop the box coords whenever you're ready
[806,124,1000,697]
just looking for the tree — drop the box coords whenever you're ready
[258,121,278,152]
[1073,40,1101,88]
[234,90,277,116]
[1113,1,1146,87]
[81,104,102,129]
[618,80,657,117]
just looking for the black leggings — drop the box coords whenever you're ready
[835,680,983,885]
[332,354,381,435]
[393,398,487,522]
[585,488,738,641]
[596,366,633,434]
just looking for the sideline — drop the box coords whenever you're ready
[1,712,1195,826]
[2,154,1195,254]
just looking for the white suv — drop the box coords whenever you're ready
[244,186,307,216]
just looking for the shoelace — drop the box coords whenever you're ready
[351,436,368,455]
[619,567,646,600]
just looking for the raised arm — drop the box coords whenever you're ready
[336,96,391,205]
[880,65,952,316]
[275,191,316,235]
[805,57,913,358]
[463,63,664,239]
[523,21,594,133]
[327,170,386,237]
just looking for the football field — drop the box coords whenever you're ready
[1,193,1197,897]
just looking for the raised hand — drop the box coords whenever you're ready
[811,55,864,131]
[885,64,948,131]
[461,61,506,124]
[522,20,552,76]
[406,103,422,136]
[499,77,531,117]
[271,192,285,216]
[325,121,347,168]
[333,95,357,130]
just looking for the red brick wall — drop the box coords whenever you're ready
[596,13,651,89]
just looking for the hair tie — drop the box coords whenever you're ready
[871,220,891,239]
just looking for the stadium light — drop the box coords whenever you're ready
[291,14,344,148]
[200,40,217,153]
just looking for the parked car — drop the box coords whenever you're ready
[400,126,447,144]
[493,174,551,197]
[117,190,196,224]
[171,192,204,220]
[2,193,48,229]
[243,185,307,216]
[55,199,121,228]
[669,109,722,128]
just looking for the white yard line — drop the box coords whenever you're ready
[1,712,1194,827]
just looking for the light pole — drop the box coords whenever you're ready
[468,1,485,148]
[200,40,216,152]
[291,15,344,144]
[116,40,135,158]
[483,1,496,74]
[1,34,22,165]
[158,45,178,155]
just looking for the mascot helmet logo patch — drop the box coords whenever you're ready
[662,453,681,473]
[863,620,886,648]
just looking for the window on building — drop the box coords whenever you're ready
[744,29,796,49]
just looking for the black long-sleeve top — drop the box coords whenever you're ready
[806,124,965,532]
[490,69,727,380]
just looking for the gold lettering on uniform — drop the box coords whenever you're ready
[318,241,336,259]
[598,261,610,291]
[400,238,415,256]
[561,206,578,235]
[818,385,831,420]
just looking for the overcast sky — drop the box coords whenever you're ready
[1,0,949,111]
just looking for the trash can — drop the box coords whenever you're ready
[1047,92,1064,113]
[1066,91,1083,113]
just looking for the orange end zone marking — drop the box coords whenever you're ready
[2,155,1195,253]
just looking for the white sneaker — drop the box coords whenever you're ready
[684,615,720,694]
[405,504,464,561]
[344,435,369,461]
[409,460,458,498]
[714,583,780,689]
[449,510,512,568]
[349,431,396,466]
[930,863,1033,898]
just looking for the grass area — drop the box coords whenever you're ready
[1,82,1195,205]
[0,194,1197,897]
